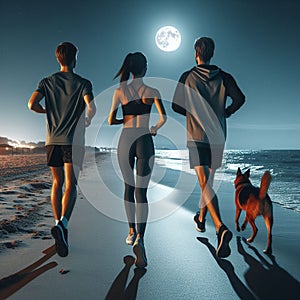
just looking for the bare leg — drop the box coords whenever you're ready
[194,166,222,231]
[61,163,80,220]
[50,167,64,221]
[198,168,215,222]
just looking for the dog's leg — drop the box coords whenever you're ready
[235,207,242,231]
[247,217,258,243]
[263,213,273,254]
[241,216,247,231]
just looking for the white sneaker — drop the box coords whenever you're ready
[125,232,137,245]
[133,237,147,268]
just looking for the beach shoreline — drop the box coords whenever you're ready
[1,152,300,299]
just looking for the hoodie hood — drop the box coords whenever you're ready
[191,65,220,82]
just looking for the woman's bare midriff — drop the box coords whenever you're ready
[123,114,150,129]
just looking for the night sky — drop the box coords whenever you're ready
[0,0,299,149]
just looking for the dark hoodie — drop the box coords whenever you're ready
[172,65,245,146]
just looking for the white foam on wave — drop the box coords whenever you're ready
[154,149,300,213]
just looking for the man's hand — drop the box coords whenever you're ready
[225,108,232,118]
[28,91,46,114]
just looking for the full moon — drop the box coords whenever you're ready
[155,26,181,52]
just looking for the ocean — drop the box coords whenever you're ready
[155,149,300,213]
[1,150,299,214]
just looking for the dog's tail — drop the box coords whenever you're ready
[259,171,272,200]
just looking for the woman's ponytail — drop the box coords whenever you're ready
[113,53,133,83]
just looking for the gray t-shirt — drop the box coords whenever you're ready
[36,72,93,146]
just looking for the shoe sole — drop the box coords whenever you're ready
[194,219,206,233]
[194,222,206,233]
[216,230,233,258]
[51,226,68,257]
[133,243,147,268]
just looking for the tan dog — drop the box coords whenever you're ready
[234,168,273,254]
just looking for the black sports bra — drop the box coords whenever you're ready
[121,85,152,116]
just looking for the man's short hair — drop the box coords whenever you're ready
[194,37,215,62]
[56,42,78,66]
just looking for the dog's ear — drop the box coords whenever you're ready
[245,169,250,178]
[237,167,242,175]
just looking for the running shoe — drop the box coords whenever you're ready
[126,232,137,245]
[133,237,147,268]
[51,221,69,257]
[216,224,232,258]
[193,212,206,232]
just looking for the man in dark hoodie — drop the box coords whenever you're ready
[172,37,245,258]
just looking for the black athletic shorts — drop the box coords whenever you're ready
[188,142,224,169]
[46,145,85,170]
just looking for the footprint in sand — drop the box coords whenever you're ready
[43,214,52,218]
[13,199,24,203]
[13,205,25,210]
[1,190,17,195]
[4,240,22,249]
[31,231,52,240]
[17,194,28,198]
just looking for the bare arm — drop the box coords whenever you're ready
[150,95,167,136]
[84,94,96,127]
[108,90,123,125]
[28,91,46,113]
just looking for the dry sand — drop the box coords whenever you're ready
[0,154,53,254]
[1,153,300,299]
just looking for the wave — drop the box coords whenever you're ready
[154,149,300,213]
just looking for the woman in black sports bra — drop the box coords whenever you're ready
[108,52,166,268]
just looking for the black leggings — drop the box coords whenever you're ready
[117,128,154,237]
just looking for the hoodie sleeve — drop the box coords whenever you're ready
[221,71,245,116]
[172,71,190,116]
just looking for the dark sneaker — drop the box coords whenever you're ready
[133,237,147,268]
[51,221,69,257]
[216,224,232,258]
[194,212,206,232]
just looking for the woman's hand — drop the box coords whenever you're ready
[150,126,157,136]
[85,117,91,127]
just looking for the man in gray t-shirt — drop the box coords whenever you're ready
[28,42,96,257]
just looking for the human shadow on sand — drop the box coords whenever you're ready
[237,236,300,300]
[105,255,147,300]
[197,237,256,300]
[0,244,57,299]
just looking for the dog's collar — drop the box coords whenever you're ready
[235,181,251,189]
